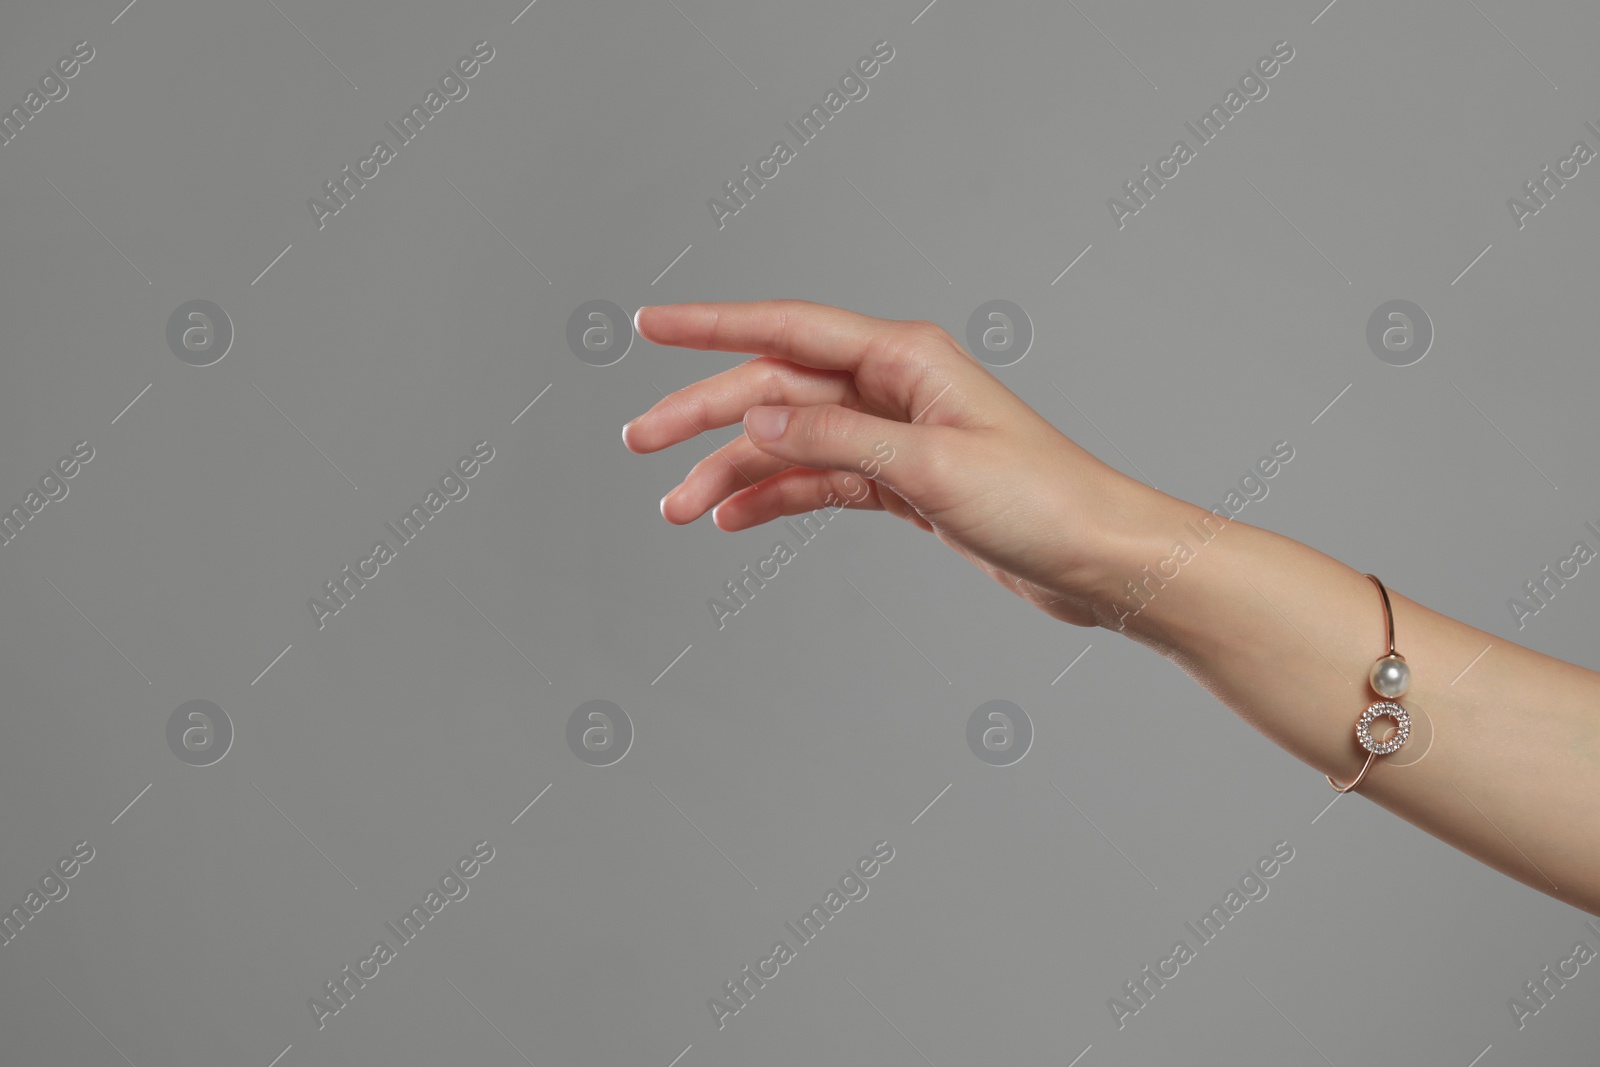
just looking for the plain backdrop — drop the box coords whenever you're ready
[0,0,1596,1064]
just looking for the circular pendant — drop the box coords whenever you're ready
[1356,701,1410,755]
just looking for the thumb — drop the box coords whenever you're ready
[741,403,940,498]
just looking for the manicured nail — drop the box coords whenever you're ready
[621,419,634,448]
[633,306,651,334]
[745,406,789,441]
[659,490,673,520]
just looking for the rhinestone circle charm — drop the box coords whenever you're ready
[1356,701,1410,755]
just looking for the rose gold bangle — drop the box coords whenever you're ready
[1326,573,1412,793]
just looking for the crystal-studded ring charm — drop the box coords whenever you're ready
[1355,700,1410,756]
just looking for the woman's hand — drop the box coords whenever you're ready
[621,299,1172,628]
[622,298,1600,914]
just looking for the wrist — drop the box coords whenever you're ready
[1080,488,1241,640]
[1039,474,1177,631]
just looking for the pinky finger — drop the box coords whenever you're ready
[711,466,884,533]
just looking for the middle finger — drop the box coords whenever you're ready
[623,355,858,454]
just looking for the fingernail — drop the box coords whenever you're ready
[621,419,634,448]
[659,489,673,520]
[745,406,790,441]
[633,306,651,334]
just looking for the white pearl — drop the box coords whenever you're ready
[1369,655,1409,698]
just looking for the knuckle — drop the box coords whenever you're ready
[772,302,800,358]
[702,304,726,347]
[887,319,956,370]
[904,318,952,348]
[804,404,853,448]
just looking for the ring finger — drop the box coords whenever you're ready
[661,433,794,524]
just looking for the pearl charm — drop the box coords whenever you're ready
[1368,654,1409,698]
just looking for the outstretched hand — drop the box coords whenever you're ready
[621,299,1173,628]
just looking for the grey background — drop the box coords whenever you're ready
[1,0,1596,1063]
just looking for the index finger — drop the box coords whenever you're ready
[634,299,923,374]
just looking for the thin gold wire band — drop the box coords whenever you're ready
[1329,746,1379,795]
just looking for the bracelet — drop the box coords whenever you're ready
[1326,573,1412,793]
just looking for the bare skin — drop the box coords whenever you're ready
[621,299,1600,916]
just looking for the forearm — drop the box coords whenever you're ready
[1089,486,1600,915]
